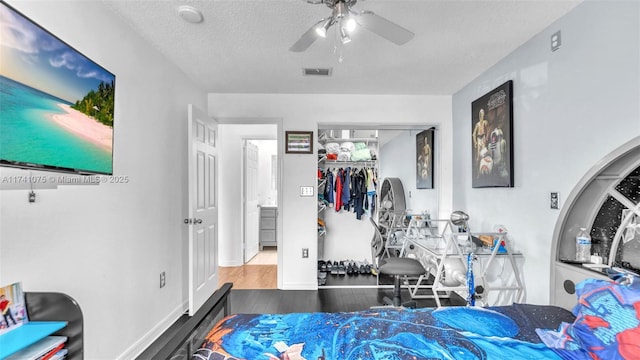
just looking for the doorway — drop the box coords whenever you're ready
[217,122,280,289]
[243,139,278,264]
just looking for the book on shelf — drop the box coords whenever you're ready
[5,335,67,360]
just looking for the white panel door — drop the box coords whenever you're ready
[244,140,260,262]
[187,104,218,316]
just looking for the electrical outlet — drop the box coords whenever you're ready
[550,192,560,210]
[160,272,166,288]
[302,248,309,258]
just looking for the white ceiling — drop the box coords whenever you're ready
[103,0,582,95]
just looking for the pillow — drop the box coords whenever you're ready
[324,142,340,154]
[536,275,640,360]
[339,141,355,152]
[350,148,372,161]
[354,142,368,150]
[337,151,351,162]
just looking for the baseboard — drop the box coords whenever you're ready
[116,301,187,360]
[281,281,317,290]
[219,259,243,267]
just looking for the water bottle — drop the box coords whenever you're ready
[576,228,592,262]
[466,253,475,306]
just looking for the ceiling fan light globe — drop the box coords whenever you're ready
[345,17,357,32]
[315,26,327,38]
[315,18,332,38]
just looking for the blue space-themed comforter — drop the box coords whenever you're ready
[191,303,576,360]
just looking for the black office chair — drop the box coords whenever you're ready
[371,217,427,307]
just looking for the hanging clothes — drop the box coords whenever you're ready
[366,168,376,193]
[353,169,367,220]
[334,168,344,211]
[366,167,377,217]
[324,170,334,207]
[350,168,358,213]
[318,169,326,202]
[341,167,351,211]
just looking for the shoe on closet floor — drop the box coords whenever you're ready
[359,264,367,275]
[331,261,339,275]
[317,271,327,285]
[349,261,358,275]
[318,260,327,272]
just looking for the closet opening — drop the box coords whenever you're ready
[317,125,438,288]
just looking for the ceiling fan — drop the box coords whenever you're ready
[290,0,414,52]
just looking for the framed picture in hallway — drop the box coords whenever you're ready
[285,131,313,154]
[416,129,434,189]
[471,80,514,188]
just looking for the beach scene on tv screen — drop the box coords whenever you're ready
[0,3,114,175]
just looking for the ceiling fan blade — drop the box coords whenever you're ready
[357,10,414,45]
[289,21,322,52]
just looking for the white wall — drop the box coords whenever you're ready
[321,202,376,262]
[452,1,640,305]
[218,124,278,266]
[0,1,206,359]
[379,130,439,216]
[208,94,452,289]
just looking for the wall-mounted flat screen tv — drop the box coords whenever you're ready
[0,1,115,175]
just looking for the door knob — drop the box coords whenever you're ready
[184,218,192,224]
[195,219,203,224]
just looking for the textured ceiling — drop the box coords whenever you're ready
[103,0,582,95]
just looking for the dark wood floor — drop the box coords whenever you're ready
[229,286,465,314]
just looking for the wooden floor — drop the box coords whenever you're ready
[219,265,466,312]
[220,267,465,312]
[215,257,468,313]
[228,286,465,313]
[218,265,277,289]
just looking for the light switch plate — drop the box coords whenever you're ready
[550,192,560,209]
[551,30,561,52]
[300,186,314,197]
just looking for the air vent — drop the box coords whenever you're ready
[303,68,332,76]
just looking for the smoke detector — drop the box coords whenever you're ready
[178,5,204,24]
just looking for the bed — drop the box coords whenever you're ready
[151,271,640,360]
[193,303,573,359]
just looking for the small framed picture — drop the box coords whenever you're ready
[285,131,313,154]
[416,129,434,189]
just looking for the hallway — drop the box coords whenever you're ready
[218,248,277,289]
